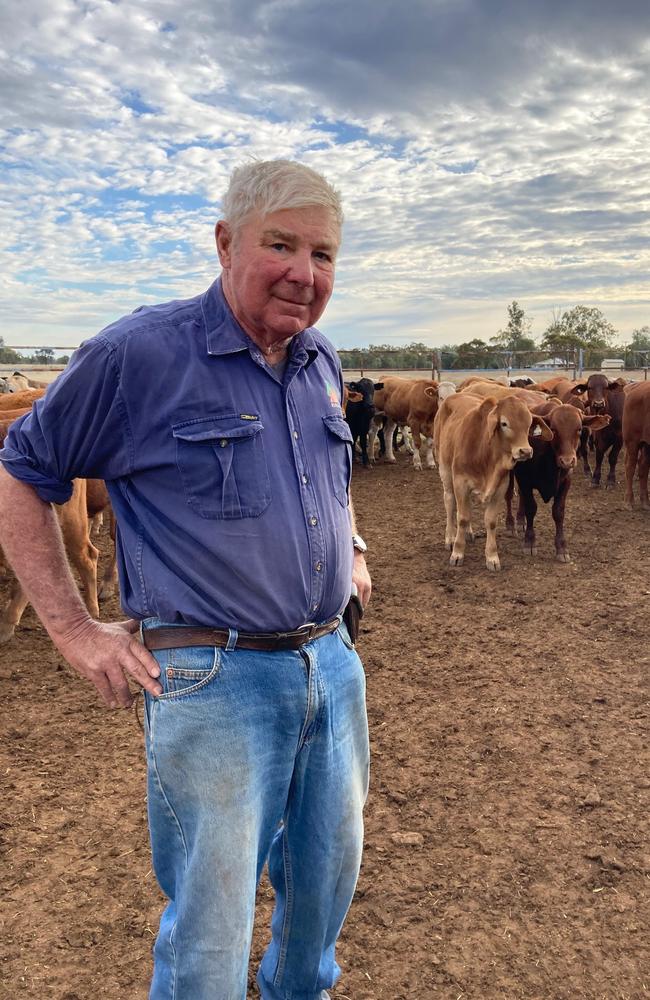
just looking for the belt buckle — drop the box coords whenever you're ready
[278,622,317,642]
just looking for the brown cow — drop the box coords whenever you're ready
[570,374,626,487]
[86,479,119,598]
[0,388,46,410]
[460,380,553,409]
[0,477,100,643]
[368,377,440,470]
[622,382,650,509]
[433,393,552,570]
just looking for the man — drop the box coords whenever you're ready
[0,160,371,1000]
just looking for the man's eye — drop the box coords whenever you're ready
[271,242,288,251]
[313,251,332,262]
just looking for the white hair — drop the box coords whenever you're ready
[221,159,343,231]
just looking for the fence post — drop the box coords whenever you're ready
[578,348,584,379]
[432,351,440,380]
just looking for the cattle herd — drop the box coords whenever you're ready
[0,368,648,642]
[345,371,650,572]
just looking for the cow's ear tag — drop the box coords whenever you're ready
[532,424,542,437]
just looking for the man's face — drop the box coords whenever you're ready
[216,205,340,348]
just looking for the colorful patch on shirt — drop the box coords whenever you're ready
[326,381,340,407]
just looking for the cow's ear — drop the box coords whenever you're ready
[530,415,553,441]
[571,383,588,395]
[424,386,437,398]
[347,390,363,403]
[608,378,626,390]
[347,381,359,391]
[374,382,384,390]
[479,397,499,435]
[582,413,611,430]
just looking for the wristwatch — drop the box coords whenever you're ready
[352,533,368,554]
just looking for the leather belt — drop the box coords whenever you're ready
[141,618,340,652]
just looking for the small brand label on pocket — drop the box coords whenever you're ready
[239,413,258,420]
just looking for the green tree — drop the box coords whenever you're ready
[0,336,22,364]
[452,338,495,369]
[625,325,650,368]
[491,301,537,355]
[542,306,616,353]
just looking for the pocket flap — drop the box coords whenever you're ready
[173,417,263,444]
[322,414,353,444]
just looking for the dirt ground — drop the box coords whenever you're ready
[1,451,649,1000]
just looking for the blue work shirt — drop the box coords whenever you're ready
[0,279,355,632]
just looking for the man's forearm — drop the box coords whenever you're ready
[0,467,91,642]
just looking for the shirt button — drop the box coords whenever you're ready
[302,474,309,485]
[309,516,318,526]
[315,561,323,571]
[312,604,319,612]
[293,430,299,439]
[220,439,228,447]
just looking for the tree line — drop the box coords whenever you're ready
[3,304,650,372]
[0,342,70,366]
[337,303,650,370]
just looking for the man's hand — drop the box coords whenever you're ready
[55,618,163,709]
[352,551,372,608]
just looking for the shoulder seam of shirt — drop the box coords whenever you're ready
[95,334,136,474]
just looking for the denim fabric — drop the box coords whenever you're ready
[142,619,369,1000]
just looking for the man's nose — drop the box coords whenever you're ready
[286,252,315,286]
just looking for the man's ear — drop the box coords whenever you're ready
[216,221,232,268]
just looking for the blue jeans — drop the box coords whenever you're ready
[142,618,369,1000]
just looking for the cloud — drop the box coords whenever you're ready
[1,0,649,349]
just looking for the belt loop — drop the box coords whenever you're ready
[226,628,238,651]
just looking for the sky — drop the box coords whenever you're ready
[1,0,649,352]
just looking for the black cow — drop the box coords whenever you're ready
[505,401,610,561]
[344,379,383,467]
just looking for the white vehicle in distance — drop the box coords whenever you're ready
[601,358,625,371]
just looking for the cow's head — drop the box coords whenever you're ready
[544,405,609,470]
[571,373,623,413]
[346,377,376,411]
[484,395,551,465]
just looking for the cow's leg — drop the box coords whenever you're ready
[638,443,650,510]
[483,495,503,571]
[99,509,119,600]
[516,493,525,535]
[604,436,622,488]
[424,436,436,470]
[450,483,471,566]
[60,481,100,620]
[552,475,571,562]
[519,486,537,556]
[504,472,515,534]
[624,442,639,508]
[401,425,414,454]
[578,427,591,478]
[439,466,457,551]
[359,427,370,467]
[591,435,606,488]
[0,574,30,643]
[383,418,397,463]
[410,423,423,471]
[367,418,380,463]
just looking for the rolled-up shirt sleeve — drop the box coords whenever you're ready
[0,336,134,504]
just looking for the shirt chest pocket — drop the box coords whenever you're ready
[172,415,271,519]
[322,414,353,507]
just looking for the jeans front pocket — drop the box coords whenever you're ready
[173,414,271,519]
[154,645,221,700]
[323,414,353,507]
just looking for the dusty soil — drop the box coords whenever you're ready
[1,454,649,1000]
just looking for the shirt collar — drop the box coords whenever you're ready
[202,278,319,368]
